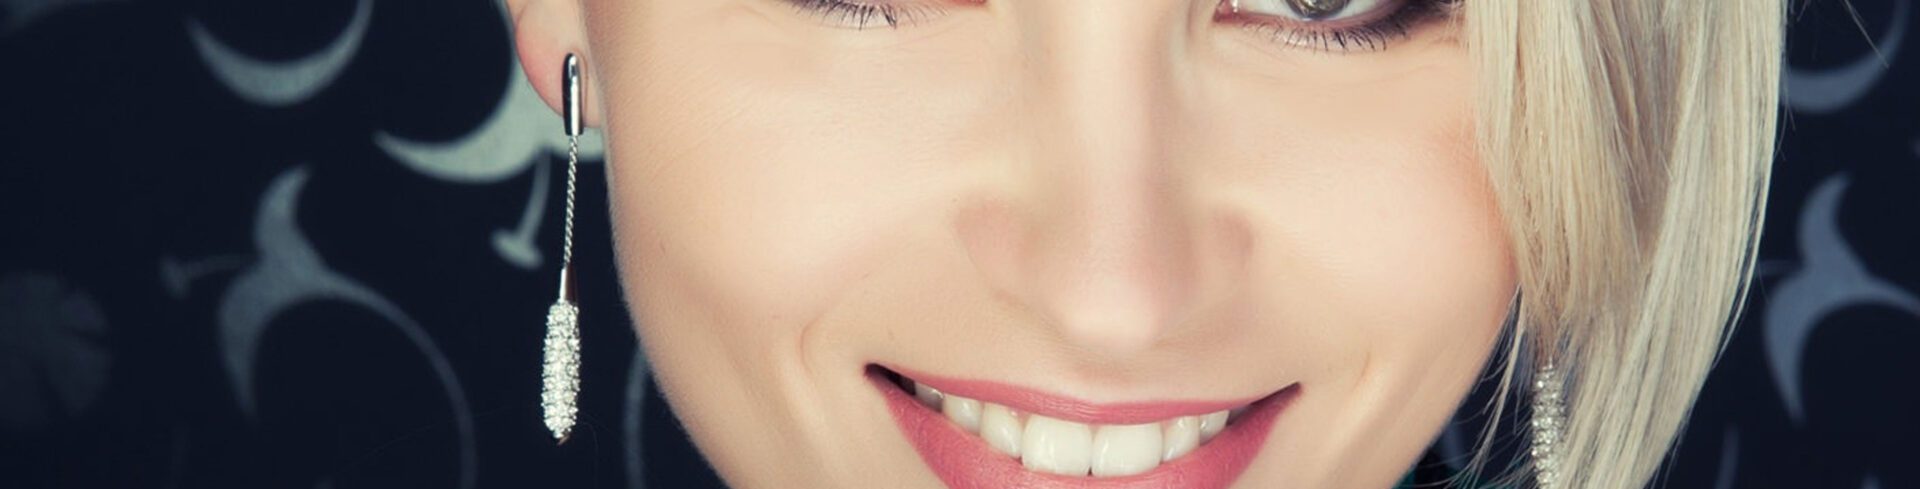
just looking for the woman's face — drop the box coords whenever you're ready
[583,1,1512,487]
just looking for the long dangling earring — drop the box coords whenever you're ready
[541,53,585,444]
[1529,362,1566,489]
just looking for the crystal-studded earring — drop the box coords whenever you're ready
[1529,362,1567,489]
[541,53,585,444]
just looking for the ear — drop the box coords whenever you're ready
[506,0,601,127]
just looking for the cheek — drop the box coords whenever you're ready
[1204,46,1511,430]
[1205,49,1510,337]
[595,6,1000,343]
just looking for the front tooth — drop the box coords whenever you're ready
[1198,410,1229,442]
[914,383,943,409]
[1091,423,1163,477]
[1162,416,1200,461]
[979,403,1023,457]
[1021,415,1093,476]
[943,395,983,433]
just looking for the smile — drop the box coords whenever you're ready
[869,365,1298,489]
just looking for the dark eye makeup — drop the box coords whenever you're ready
[778,0,1456,53]
[1217,0,1458,52]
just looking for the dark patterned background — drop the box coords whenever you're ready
[0,1,1913,488]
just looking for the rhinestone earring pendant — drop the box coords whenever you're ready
[1529,363,1567,489]
[541,53,585,444]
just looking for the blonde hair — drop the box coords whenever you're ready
[1464,1,1782,488]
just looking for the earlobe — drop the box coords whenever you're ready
[507,0,602,127]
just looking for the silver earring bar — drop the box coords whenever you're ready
[541,53,584,444]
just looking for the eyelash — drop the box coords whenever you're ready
[781,0,1454,53]
[1219,0,1456,53]
[783,0,951,29]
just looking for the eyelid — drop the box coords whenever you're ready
[1221,0,1408,32]
[1228,0,1394,24]
[783,0,956,29]
[1217,0,1446,53]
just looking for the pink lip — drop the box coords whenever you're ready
[869,366,1298,489]
[887,365,1266,425]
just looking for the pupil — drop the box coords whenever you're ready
[1284,0,1348,20]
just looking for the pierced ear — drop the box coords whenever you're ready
[507,0,602,127]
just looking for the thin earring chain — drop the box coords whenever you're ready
[562,135,578,268]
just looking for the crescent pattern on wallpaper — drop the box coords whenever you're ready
[186,0,372,107]
[214,167,479,489]
[1784,0,1908,114]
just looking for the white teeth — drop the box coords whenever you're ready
[914,383,943,410]
[943,395,983,433]
[903,379,1248,478]
[1198,410,1229,443]
[1161,416,1200,461]
[1022,414,1094,476]
[979,403,1023,457]
[1091,423,1163,477]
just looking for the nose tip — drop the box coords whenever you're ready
[1031,217,1197,354]
[957,188,1202,357]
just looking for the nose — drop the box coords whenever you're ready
[959,6,1214,357]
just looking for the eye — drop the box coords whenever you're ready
[1230,0,1388,22]
[782,0,966,30]
[1217,0,1454,53]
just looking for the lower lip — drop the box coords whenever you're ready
[868,369,1298,489]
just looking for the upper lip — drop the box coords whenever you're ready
[879,364,1271,425]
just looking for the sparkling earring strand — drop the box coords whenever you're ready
[541,53,585,444]
[1529,362,1567,489]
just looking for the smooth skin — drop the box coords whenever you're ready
[508,1,1514,487]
